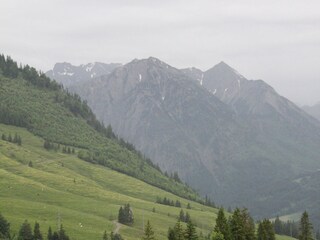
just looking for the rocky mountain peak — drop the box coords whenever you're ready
[46,61,122,87]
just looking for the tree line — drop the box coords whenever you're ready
[156,197,182,208]
[43,140,75,154]
[140,209,317,240]
[1,133,22,145]
[1,208,317,240]
[0,213,70,240]
[273,216,299,238]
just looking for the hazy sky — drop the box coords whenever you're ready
[1,0,320,105]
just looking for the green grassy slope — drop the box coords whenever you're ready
[0,124,294,240]
[0,70,198,201]
[0,123,217,239]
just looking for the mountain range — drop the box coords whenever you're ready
[46,58,320,224]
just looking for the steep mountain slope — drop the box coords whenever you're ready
[45,62,121,87]
[184,62,320,217]
[70,57,242,194]
[65,57,320,221]
[302,103,320,121]
[0,123,217,240]
[0,55,198,201]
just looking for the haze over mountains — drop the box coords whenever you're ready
[303,103,320,122]
[46,58,320,223]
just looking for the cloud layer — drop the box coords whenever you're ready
[1,0,320,105]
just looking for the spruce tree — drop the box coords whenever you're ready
[168,227,176,240]
[142,220,155,240]
[185,212,191,224]
[174,221,185,240]
[240,208,255,240]
[18,220,33,240]
[257,220,274,240]
[33,222,43,240]
[8,134,12,142]
[0,213,10,239]
[52,232,59,240]
[214,208,231,240]
[58,224,70,240]
[179,210,185,222]
[185,221,198,240]
[229,208,246,240]
[47,227,53,240]
[274,216,282,235]
[299,211,314,240]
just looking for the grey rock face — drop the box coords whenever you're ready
[52,57,320,222]
[46,62,122,87]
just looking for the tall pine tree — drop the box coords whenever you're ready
[33,222,43,240]
[214,208,231,240]
[185,221,198,240]
[299,211,314,240]
[142,220,155,240]
[0,213,10,239]
[18,220,33,240]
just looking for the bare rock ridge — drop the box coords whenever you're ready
[46,62,122,87]
[46,57,320,223]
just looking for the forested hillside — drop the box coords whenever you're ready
[0,54,199,202]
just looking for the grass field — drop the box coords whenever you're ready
[0,123,219,240]
[0,123,296,240]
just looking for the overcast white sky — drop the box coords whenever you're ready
[1,0,320,105]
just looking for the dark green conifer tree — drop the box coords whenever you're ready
[0,213,10,239]
[185,212,191,223]
[47,226,53,240]
[33,222,43,240]
[168,227,176,240]
[175,200,181,208]
[229,208,246,240]
[118,206,124,224]
[18,220,33,240]
[274,216,282,235]
[179,210,185,222]
[142,220,155,240]
[257,219,275,240]
[214,208,231,240]
[58,225,70,240]
[299,211,314,240]
[52,232,59,240]
[241,208,255,240]
[8,134,12,142]
[185,221,198,240]
[174,221,185,240]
